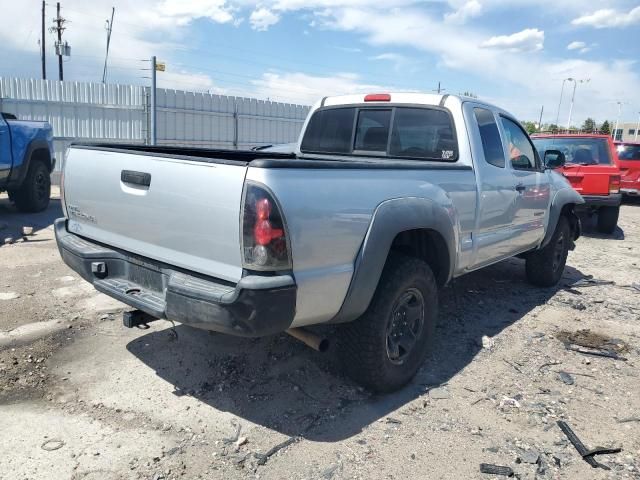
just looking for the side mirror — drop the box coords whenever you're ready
[544,150,565,169]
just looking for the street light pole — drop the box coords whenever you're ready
[614,102,623,141]
[635,112,639,142]
[555,78,569,130]
[566,79,577,131]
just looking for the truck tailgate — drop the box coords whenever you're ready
[63,146,247,283]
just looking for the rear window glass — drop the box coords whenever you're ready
[300,107,354,154]
[389,108,457,160]
[300,106,458,161]
[616,144,640,160]
[354,109,391,152]
[532,137,613,165]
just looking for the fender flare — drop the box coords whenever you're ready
[330,197,457,324]
[6,139,52,189]
[540,187,584,248]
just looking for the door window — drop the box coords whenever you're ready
[501,117,538,170]
[473,108,505,168]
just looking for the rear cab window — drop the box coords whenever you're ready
[616,143,640,160]
[301,106,458,161]
[532,137,614,166]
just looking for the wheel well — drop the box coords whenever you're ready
[30,148,52,172]
[389,229,450,287]
[560,203,580,240]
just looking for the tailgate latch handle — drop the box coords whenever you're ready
[121,170,151,187]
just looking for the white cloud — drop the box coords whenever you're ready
[250,7,280,31]
[567,41,586,50]
[444,0,482,24]
[250,72,386,104]
[158,0,234,25]
[369,53,409,71]
[480,28,544,52]
[572,6,640,28]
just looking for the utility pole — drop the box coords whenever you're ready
[150,56,157,146]
[51,2,68,81]
[41,1,47,80]
[102,7,115,83]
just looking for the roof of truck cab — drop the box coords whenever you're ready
[531,133,612,139]
[319,92,495,110]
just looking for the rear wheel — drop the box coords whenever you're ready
[338,254,438,393]
[12,160,51,213]
[596,206,619,234]
[525,216,570,287]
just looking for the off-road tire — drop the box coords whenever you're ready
[12,159,51,213]
[338,254,438,393]
[596,206,619,235]
[525,216,570,287]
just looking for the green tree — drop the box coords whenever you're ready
[521,121,538,134]
[545,123,559,132]
[600,120,611,135]
[581,118,596,132]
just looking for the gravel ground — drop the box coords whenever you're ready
[1,188,639,480]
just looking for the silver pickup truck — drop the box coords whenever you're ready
[55,93,583,392]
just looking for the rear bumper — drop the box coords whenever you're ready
[54,218,296,337]
[579,193,622,208]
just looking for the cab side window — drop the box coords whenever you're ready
[500,116,538,170]
[473,108,504,168]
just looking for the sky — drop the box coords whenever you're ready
[1,0,639,126]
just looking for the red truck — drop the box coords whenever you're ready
[531,134,621,234]
[615,141,640,197]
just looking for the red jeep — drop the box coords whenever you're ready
[531,134,621,234]
[615,141,640,197]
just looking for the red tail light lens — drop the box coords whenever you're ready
[242,184,291,270]
[609,175,621,194]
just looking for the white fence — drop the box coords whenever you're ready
[0,77,310,170]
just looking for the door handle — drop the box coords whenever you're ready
[121,170,151,187]
[515,184,526,193]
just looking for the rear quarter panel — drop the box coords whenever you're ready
[246,164,477,327]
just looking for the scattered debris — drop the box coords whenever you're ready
[481,335,494,349]
[21,226,34,236]
[557,421,622,470]
[518,449,540,464]
[235,436,248,448]
[429,387,451,400]
[479,463,514,477]
[570,278,615,288]
[41,439,65,451]
[503,359,523,374]
[385,417,402,425]
[4,237,15,245]
[499,397,521,409]
[566,345,627,361]
[0,292,20,301]
[558,371,575,385]
[558,329,629,352]
[615,417,640,424]
[254,436,300,466]
[538,360,562,372]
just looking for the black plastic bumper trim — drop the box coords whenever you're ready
[54,218,296,337]
[579,193,622,208]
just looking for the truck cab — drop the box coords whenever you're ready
[0,112,55,212]
[531,134,621,234]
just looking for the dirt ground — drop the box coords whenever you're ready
[1,188,639,480]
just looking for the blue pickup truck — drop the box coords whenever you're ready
[0,112,55,212]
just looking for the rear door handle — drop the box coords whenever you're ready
[515,184,526,193]
[121,170,151,187]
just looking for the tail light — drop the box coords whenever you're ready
[609,175,621,194]
[241,183,291,270]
